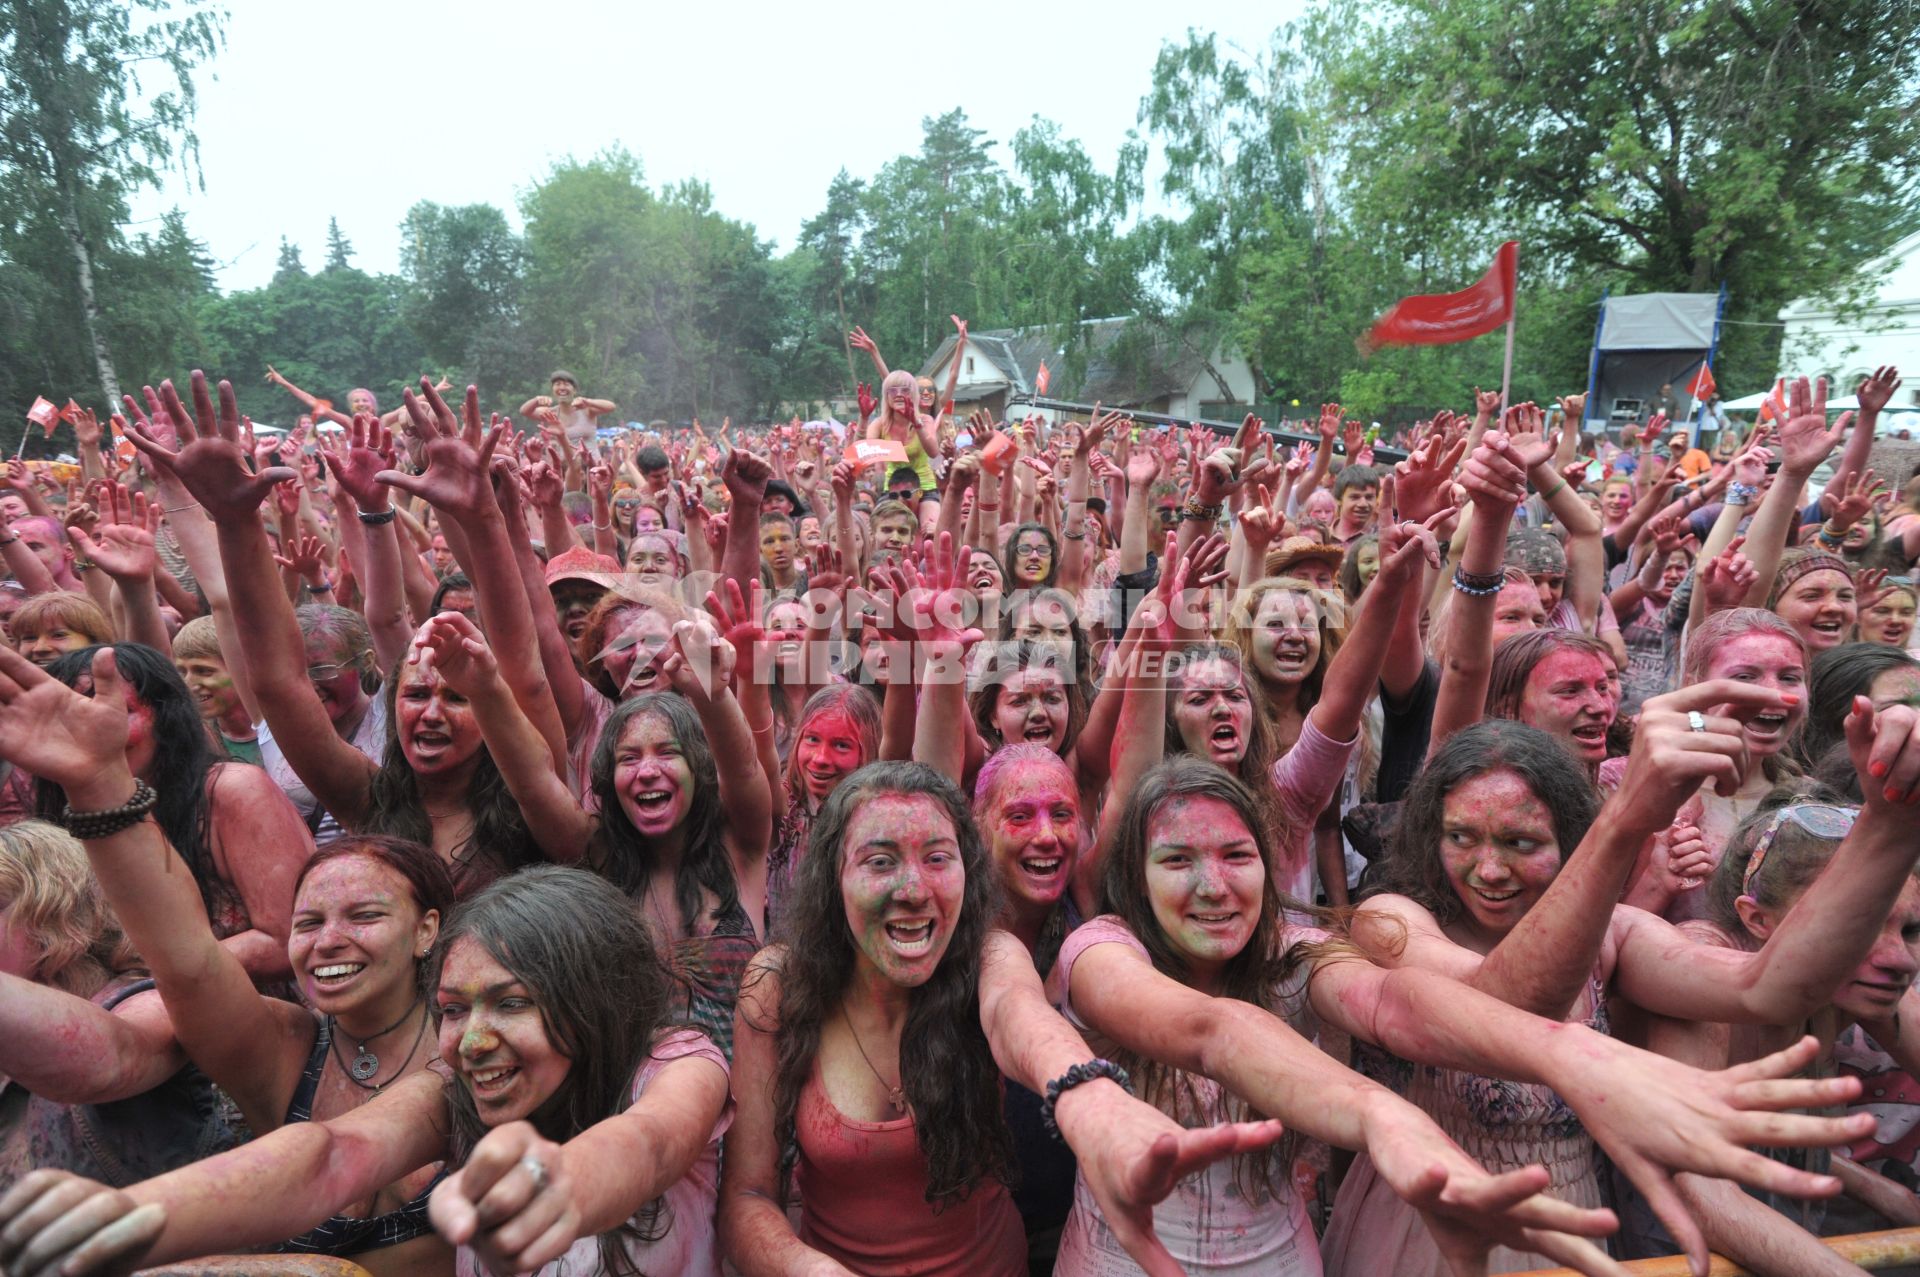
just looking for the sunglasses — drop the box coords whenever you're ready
[1744,802,1858,895]
[306,662,358,684]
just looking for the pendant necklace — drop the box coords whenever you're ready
[330,995,425,1086]
[840,1006,908,1117]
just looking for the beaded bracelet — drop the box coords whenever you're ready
[1182,496,1224,522]
[1817,524,1847,548]
[1041,1059,1134,1142]
[357,507,398,526]
[1452,567,1505,597]
[62,779,158,840]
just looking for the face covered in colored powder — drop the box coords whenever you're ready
[1439,769,1562,941]
[1516,649,1617,765]
[1170,656,1254,767]
[1246,591,1322,688]
[793,710,866,805]
[290,855,438,1015]
[986,768,1082,915]
[1702,631,1806,759]
[1144,794,1263,990]
[840,793,965,988]
[992,668,1070,751]
[437,937,571,1125]
[612,712,695,839]
[1774,569,1857,651]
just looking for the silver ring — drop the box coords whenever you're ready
[1687,710,1707,734]
[521,1156,550,1193]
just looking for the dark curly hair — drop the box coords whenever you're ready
[41,644,218,912]
[1364,720,1599,929]
[757,761,1012,1207]
[589,692,739,935]
[430,865,674,1277]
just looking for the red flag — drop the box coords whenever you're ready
[25,396,58,437]
[58,399,82,424]
[1035,360,1051,396]
[1685,364,1716,402]
[1757,378,1788,424]
[1363,241,1519,352]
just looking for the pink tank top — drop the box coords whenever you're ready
[795,1068,1026,1276]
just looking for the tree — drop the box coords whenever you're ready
[399,200,524,375]
[0,0,224,407]
[1321,0,1920,388]
[273,236,305,284]
[324,216,353,270]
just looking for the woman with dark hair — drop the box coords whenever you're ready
[1344,687,1920,1272]
[122,375,577,893]
[0,864,735,1277]
[1060,757,1865,1276]
[1004,520,1060,591]
[0,645,462,1276]
[720,760,1301,1277]
[0,821,240,1191]
[36,642,311,982]
[1802,643,1920,768]
[1859,575,1918,649]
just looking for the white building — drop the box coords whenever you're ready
[917,317,1259,423]
[1779,231,1920,411]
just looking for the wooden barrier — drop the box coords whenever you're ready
[1512,1226,1920,1275]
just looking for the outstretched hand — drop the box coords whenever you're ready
[119,372,296,523]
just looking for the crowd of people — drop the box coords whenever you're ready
[0,349,1918,1277]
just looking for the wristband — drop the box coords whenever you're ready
[356,507,397,525]
[1817,524,1847,548]
[74,558,96,572]
[1041,1059,1133,1142]
[61,779,158,840]
[1182,496,1224,522]
[1452,567,1506,597]
[1539,478,1568,501]
[1062,529,1086,540]
[1726,482,1757,507]
[306,579,334,594]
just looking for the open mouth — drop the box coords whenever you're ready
[884,920,935,954]
[1209,723,1241,753]
[629,789,674,813]
[971,572,997,590]
[1809,619,1846,642]
[311,962,366,988]
[1018,855,1064,883]
[468,1065,519,1097]
[1748,710,1790,735]
[411,729,452,755]
[1188,911,1239,929]
[1023,723,1056,743]
[1569,723,1607,748]
[1472,886,1522,905]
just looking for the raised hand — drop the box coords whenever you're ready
[1857,365,1902,415]
[1501,402,1556,470]
[847,326,877,353]
[409,612,500,700]
[378,381,505,521]
[70,483,159,584]
[1731,442,1772,488]
[1474,387,1503,420]
[119,372,295,523]
[1317,403,1341,444]
[0,646,133,793]
[659,617,737,704]
[1375,509,1448,588]
[1394,430,1469,524]
[856,382,876,423]
[273,533,331,582]
[319,413,398,511]
[1237,485,1282,554]
[1698,536,1758,614]
[1821,468,1885,532]
[723,448,772,506]
[1459,433,1530,509]
[704,576,767,656]
[1648,514,1697,558]
[1776,376,1853,476]
[1556,392,1588,423]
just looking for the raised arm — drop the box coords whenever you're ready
[70,483,169,654]
[320,414,414,675]
[1426,432,1529,756]
[661,619,774,929]
[264,366,351,427]
[1740,377,1850,607]
[413,613,592,862]
[0,644,310,1130]
[123,373,379,828]
[1308,515,1441,742]
[847,325,889,380]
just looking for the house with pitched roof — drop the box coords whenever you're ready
[916,317,1258,422]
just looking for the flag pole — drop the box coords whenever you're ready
[1499,312,1517,417]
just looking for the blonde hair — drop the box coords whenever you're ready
[0,820,136,993]
[171,614,224,664]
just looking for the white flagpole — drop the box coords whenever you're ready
[1499,312,1517,417]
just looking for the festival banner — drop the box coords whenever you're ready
[844,438,910,472]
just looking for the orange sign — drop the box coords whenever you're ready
[844,439,910,471]
[979,431,1015,477]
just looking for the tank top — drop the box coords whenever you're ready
[903,424,938,491]
[275,1017,446,1256]
[794,1067,1026,1276]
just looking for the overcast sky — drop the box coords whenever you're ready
[127,0,1303,293]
